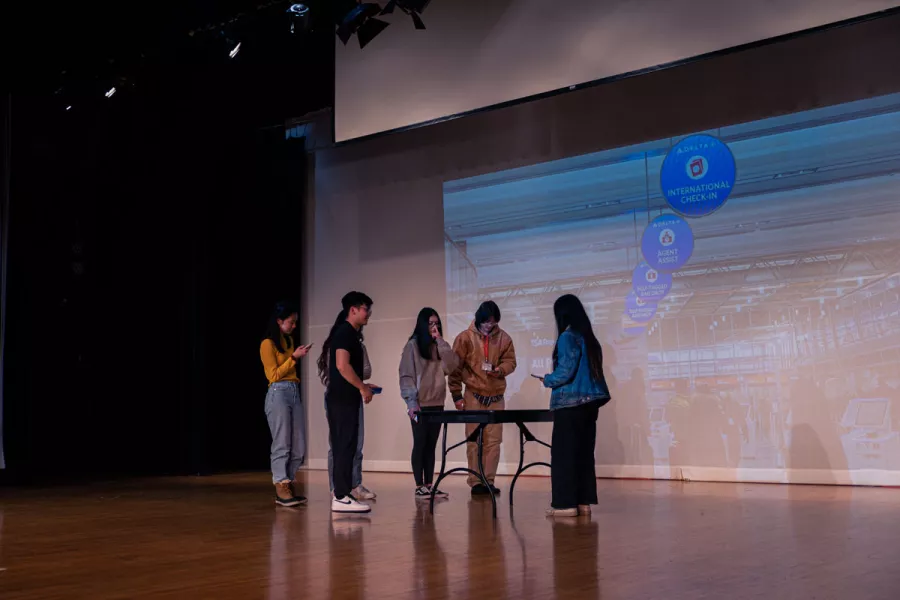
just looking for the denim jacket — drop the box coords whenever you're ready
[542,330,611,410]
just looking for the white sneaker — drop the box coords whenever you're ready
[353,485,376,500]
[332,495,372,513]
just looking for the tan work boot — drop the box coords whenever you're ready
[274,481,303,507]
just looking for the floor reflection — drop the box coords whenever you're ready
[411,502,448,599]
[328,514,370,600]
[266,507,309,600]
[552,517,600,599]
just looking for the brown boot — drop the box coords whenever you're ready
[274,481,302,507]
[288,481,307,505]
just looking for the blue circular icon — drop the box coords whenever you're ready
[660,134,736,217]
[632,262,672,301]
[625,292,657,323]
[641,214,694,272]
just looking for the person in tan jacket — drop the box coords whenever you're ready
[448,300,517,495]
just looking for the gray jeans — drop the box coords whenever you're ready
[265,381,306,483]
[326,395,364,491]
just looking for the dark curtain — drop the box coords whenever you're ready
[0,93,10,469]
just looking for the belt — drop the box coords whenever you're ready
[473,392,504,406]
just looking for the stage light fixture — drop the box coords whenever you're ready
[337,3,390,48]
[288,3,310,34]
[356,14,390,48]
[229,41,241,58]
[401,0,432,11]
[388,0,430,29]
[105,87,117,98]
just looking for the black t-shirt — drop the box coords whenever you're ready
[327,321,364,400]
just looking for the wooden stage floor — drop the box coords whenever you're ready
[1,471,899,599]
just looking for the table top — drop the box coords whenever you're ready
[415,409,554,424]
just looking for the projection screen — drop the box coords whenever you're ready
[443,92,900,485]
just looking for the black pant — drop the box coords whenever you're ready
[410,406,444,486]
[551,400,600,509]
[326,393,361,499]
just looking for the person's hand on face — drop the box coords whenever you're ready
[429,320,442,342]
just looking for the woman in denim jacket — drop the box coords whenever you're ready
[541,294,611,517]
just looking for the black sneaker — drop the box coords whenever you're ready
[414,486,431,497]
[427,485,449,498]
[471,484,490,495]
[489,485,501,496]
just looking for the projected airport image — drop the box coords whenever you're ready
[443,93,900,482]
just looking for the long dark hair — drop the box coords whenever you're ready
[552,294,604,384]
[263,301,298,353]
[317,309,348,382]
[409,307,442,360]
[316,291,373,380]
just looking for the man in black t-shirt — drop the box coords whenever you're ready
[325,291,377,513]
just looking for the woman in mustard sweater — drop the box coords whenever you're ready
[260,301,312,507]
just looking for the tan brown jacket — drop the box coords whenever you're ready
[448,322,517,400]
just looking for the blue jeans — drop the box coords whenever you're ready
[265,382,306,483]
[326,395,364,491]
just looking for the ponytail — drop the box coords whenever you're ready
[317,309,348,384]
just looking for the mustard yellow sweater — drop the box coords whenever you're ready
[260,336,299,385]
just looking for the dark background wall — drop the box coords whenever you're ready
[1,6,332,484]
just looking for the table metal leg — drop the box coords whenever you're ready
[509,422,552,506]
[430,423,494,517]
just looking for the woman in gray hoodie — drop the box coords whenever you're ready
[399,307,460,497]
